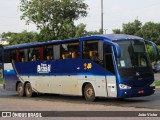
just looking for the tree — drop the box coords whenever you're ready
[112,29,121,34]
[20,0,88,40]
[74,23,87,38]
[112,20,142,35]
[1,31,39,45]
[147,45,160,62]
[1,32,17,41]
[86,30,101,36]
[0,24,102,45]
[137,22,160,45]
[112,20,160,45]
[122,20,142,35]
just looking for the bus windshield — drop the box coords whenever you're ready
[114,40,152,79]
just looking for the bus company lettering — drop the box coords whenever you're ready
[37,63,51,73]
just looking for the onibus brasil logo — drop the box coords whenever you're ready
[37,63,51,73]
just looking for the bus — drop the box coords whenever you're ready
[1,34,159,101]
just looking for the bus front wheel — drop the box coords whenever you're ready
[17,83,25,97]
[84,84,96,102]
[25,83,34,97]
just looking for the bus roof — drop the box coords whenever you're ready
[4,34,143,50]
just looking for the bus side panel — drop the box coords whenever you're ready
[3,63,19,91]
[21,76,62,94]
[21,75,81,95]
[77,75,96,96]
[106,76,117,97]
[95,76,107,97]
[61,75,79,95]
[13,59,114,97]
[77,75,108,97]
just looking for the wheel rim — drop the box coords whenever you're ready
[86,88,94,98]
[26,86,31,95]
[18,86,23,95]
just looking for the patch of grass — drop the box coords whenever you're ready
[0,76,3,84]
[155,80,160,86]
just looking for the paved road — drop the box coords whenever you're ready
[154,73,160,80]
[0,85,160,120]
[0,85,160,110]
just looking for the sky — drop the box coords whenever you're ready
[0,0,160,35]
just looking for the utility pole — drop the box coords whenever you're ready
[101,0,104,34]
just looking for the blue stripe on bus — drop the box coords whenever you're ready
[11,59,114,76]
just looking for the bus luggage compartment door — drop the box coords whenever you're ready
[106,76,117,97]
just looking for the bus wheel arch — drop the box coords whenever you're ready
[16,82,25,97]
[82,83,96,102]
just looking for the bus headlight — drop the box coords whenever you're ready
[119,84,132,89]
[150,82,155,87]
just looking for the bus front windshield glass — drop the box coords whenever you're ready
[114,40,152,79]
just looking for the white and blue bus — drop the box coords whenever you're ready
[1,34,159,101]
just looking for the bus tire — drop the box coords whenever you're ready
[17,83,25,97]
[25,83,34,97]
[84,83,96,102]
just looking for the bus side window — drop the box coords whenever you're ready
[83,41,90,59]
[39,47,44,60]
[83,40,103,65]
[11,50,16,62]
[61,43,69,59]
[68,42,80,59]
[16,49,28,62]
[61,41,80,59]
[4,50,11,63]
[29,48,40,61]
[19,50,25,62]
[44,45,54,60]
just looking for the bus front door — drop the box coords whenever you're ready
[104,53,117,98]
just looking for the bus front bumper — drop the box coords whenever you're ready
[117,86,155,98]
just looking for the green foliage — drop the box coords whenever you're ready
[122,20,142,35]
[147,46,157,62]
[0,75,3,84]
[86,30,101,36]
[1,23,101,45]
[137,22,160,45]
[112,20,160,45]
[155,80,160,86]
[1,32,16,41]
[113,20,142,35]
[147,45,160,62]
[74,23,87,38]
[20,0,88,40]
[1,30,39,45]
[112,29,121,34]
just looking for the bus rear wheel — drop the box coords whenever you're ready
[25,83,34,97]
[17,83,25,97]
[84,84,96,102]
